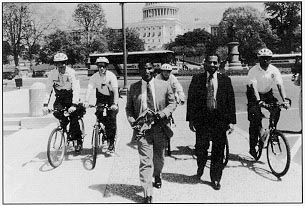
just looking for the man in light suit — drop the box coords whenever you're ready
[186,54,236,190]
[126,61,177,203]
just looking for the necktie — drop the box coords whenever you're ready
[207,74,215,111]
[147,83,155,111]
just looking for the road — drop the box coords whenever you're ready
[2,73,302,203]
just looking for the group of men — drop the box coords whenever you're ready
[42,48,290,203]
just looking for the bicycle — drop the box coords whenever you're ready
[252,100,291,177]
[88,104,112,169]
[47,107,85,168]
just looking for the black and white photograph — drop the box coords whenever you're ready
[2,1,302,204]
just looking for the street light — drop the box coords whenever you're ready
[121,3,128,94]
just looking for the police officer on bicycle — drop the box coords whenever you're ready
[84,57,119,154]
[247,48,290,159]
[42,52,83,152]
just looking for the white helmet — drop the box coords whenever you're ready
[96,57,109,64]
[54,53,68,62]
[257,48,273,57]
[161,63,172,71]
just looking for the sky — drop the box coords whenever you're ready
[29,2,265,29]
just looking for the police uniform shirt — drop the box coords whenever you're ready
[141,78,156,112]
[44,66,80,104]
[248,64,283,94]
[85,70,118,101]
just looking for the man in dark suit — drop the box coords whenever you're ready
[186,54,236,190]
[126,61,177,203]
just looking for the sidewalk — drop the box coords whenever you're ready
[2,95,302,204]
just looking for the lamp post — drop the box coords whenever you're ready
[121,3,128,95]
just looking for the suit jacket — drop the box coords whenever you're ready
[126,78,177,136]
[186,72,236,129]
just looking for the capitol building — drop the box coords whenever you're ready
[127,3,218,50]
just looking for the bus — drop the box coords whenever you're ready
[87,50,178,76]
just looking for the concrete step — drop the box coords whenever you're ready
[3,125,21,137]
[3,118,21,127]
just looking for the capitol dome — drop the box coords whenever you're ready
[142,3,179,21]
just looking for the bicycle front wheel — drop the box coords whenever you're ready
[90,126,99,169]
[267,130,291,177]
[47,128,66,168]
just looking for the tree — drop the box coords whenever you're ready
[164,28,211,61]
[3,41,11,64]
[265,2,301,53]
[23,10,55,69]
[3,3,31,66]
[73,3,107,48]
[106,28,145,52]
[218,6,278,64]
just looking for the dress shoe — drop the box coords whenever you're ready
[154,176,162,189]
[212,181,221,190]
[143,196,152,203]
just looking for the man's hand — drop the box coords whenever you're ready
[283,98,291,109]
[189,121,196,132]
[68,106,76,113]
[227,124,234,135]
[110,104,119,111]
[156,111,166,120]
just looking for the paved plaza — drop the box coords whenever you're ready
[2,85,302,204]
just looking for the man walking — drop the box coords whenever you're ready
[186,54,236,190]
[126,61,177,203]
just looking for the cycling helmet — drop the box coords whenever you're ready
[257,48,273,57]
[54,53,68,62]
[161,63,172,71]
[96,57,109,64]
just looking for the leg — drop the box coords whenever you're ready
[69,109,82,148]
[53,101,69,129]
[152,127,167,188]
[210,129,226,184]
[194,125,210,177]
[152,127,167,177]
[248,103,262,154]
[138,134,154,198]
[105,110,117,152]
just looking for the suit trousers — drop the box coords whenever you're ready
[195,123,226,183]
[137,125,167,197]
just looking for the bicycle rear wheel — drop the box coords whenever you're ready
[47,128,66,168]
[223,137,229,167]
[90,126,99,169]
[267,130,291,177]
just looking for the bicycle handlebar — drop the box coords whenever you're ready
[88,104,111,110]
[47,108,71,116]
[260,98,292,110]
